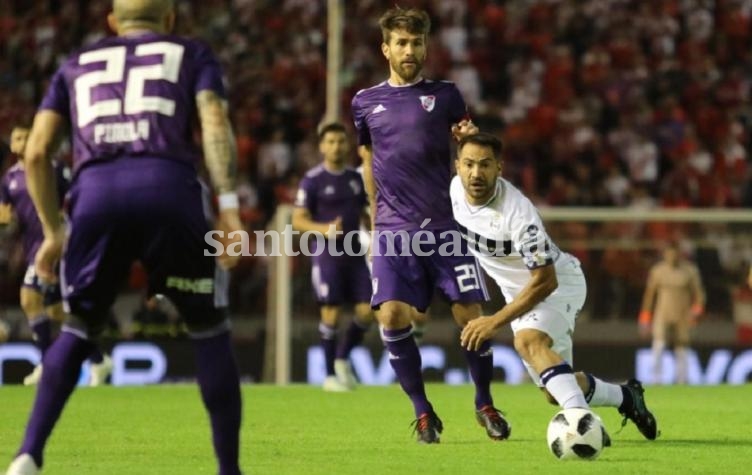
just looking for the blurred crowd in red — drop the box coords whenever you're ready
[1,0,751,324]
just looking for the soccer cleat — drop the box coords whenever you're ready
[334,359,357,390]
[619,379,658,440]
[411,412,443,444]
[89,354,113,387]
[322,375,350,392]
[475,405,512,441]
[23,365,43,386]
[5,454,40,475]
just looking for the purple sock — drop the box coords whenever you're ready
[382,326,432,418]
[30,316,52,357]
[18,331,94,467]
[463,340,494,409]
[335,319,369,360]
[319,323,337,376]
[88,347,104,364]
[193,331,242,475]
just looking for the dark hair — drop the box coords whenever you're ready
[318,122,347,142]
[378,7,431,43]
[457,133,504,160]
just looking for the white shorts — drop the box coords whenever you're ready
[509,267,587,386]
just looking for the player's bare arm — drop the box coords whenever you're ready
[358,145,377,231]
[197,90,237,195]
[25,110,66,283]
[461,264,558,351]
[638,271,657,334]
[291,207,342,238]
[197,89,242,269]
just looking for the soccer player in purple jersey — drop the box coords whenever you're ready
[292,123,374,392]
[351,7,510,443]
[5,1,243,474]
[0,126,112,387]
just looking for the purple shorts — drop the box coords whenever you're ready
[61,158,226,333]
[311,255,372,305]
[370,229,489,312]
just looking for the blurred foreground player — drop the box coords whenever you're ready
[6,1,243,473]
[0,125,112,387]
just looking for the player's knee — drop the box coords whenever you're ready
[20,289,44,317]
[354,303,375,324]
[376,304,411,329]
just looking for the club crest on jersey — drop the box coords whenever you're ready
[419,95,436,112]
[490,213,502,232]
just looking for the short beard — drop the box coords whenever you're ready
[391,60,422,83]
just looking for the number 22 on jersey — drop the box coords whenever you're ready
[75,42,184,128]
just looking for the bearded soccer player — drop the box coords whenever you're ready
[454,133,658,442]
[351,7,509,443]
[5,1,243,473]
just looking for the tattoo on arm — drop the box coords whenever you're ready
[197,90,238,194]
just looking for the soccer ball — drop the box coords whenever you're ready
[546,408,606,460]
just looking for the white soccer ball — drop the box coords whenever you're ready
[546,408,606,460]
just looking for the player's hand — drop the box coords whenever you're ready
[325,216,343,239]
[451,119,479,142]
[34,226,66,284]
[460,315,499,351]
[215,208,244,270]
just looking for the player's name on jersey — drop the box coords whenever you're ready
[94,119,150,144]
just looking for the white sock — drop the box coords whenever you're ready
[651,339,665,384]
[541,364,589,409]
[586,374,624,407]
[675,346,688,384]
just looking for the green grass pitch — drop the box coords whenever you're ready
[1,384,751,474]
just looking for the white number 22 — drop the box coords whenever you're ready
[74,42,184,128]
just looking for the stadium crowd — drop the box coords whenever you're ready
[1,0,751,327]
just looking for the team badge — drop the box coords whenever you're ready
[490,213,502,232]
[419,95,435,112]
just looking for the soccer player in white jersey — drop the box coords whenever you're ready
[453,133,658,441]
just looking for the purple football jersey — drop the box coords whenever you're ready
[351,79,467,231]
[38,32,225,171]
[0,161,70,264]
[295,165,367,256]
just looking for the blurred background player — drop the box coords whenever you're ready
[456,133,658,441]
[351,7,508,444]
[292,122,374,392]
[639,241,706,384]
[0,125,112,386]
[5,0,243,474]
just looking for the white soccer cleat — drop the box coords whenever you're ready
[334,359,357,390]
[89,354,113,387]
[5,454,40,475]
[322,375,350,392]
[23,365,43,386]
